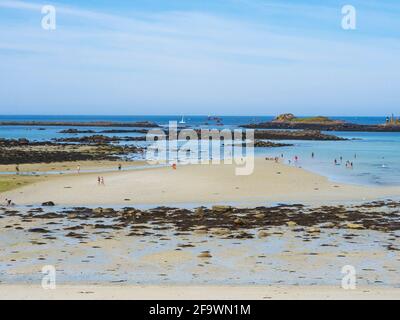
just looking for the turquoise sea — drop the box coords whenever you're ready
[0,115,399,186]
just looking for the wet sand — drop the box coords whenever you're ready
[2,158,400,206]
[1,159,400,300]
[0,160,147,174]
[0,160,147,192]
[1,204,399,292]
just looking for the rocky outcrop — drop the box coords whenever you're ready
[253,140,293,147]
[272,114,343,124]
[99,129,149,134]
[253,130,346,141]
[0,121,159,128]
[0,138,53,147]
[0,138,143,164]
[53,135,146,144]
[3,200,400,244]
[0,149,117,164]
[274,113,296,122]
[59,129,96,134]
[243,120,400,132]
[59,129,149,134]
[42,201,55,206]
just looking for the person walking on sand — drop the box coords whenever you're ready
[172,163,177,170]
[118,164,122,171]
[77,165,80,174]
[100,177,105,185]
[15,165,20,175]
[97,176,101,185]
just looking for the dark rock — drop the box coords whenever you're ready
[253,140,292,147]
[28,228,52,233]
[243,116,400,132]
[253,130,346,141]
[59,129,96,134]
[42,201,55,206]
[53,135,146,144]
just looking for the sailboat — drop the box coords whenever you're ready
[179,116,186,124]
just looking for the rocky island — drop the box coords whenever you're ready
[243,113,400,132]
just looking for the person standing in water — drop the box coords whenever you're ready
[311,152,314,158]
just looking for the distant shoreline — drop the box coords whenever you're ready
[0,121,159,128]
[2,117,400,131]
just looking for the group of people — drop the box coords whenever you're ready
[345,161,354,168]
[94,164,123,185]
[285,154,299,165]
[268,152,358,170]
[97,176,105,185]
[334,154,356,169]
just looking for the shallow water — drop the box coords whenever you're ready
[1,115,400,186]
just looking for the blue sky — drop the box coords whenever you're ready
[0,0,399,115]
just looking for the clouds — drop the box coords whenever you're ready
[0,0,399,115]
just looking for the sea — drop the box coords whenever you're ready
[1,115,399,187]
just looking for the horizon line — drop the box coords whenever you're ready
[0,114,394,118]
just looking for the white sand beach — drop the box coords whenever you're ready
[2,158,400,300]
[2,158,400,206]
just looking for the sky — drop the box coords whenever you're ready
[0,0,399,116]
